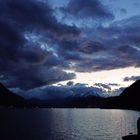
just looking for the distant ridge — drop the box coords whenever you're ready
[0,80,140,109]
[0,83,33,107]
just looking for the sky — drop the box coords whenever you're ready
[0,0,140,94]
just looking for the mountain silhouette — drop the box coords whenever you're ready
[103,80,140,110]
[120,80,140,98]
[119,80,140,109]
[0,80,140,109]
[0,83,34,107]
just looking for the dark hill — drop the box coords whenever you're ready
[119,80,140,109]
[120,80,140,98]
[103,80,140,110]
[0,83,34,107]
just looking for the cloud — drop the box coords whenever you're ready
[67,81,74,86]
[108,83,120,86]
[1,0,140,90]
[133,2,140,8]
[95,83,111,90]
[71,15,140,72]
[0,66,76,90]
[119,8,127,15]
[79,41,106,54]
[60,0,114,21]
[124,76,140,81]
[0,0,80,38]
[0,0,79,89]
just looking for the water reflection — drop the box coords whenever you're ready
[0,109,139,140]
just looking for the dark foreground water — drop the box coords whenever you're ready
[0,109,139,140]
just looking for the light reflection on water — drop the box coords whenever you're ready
[0,109,139,140]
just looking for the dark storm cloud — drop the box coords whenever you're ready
[124,76,140,82]
[56,40,81,61]
[62,15,140,72]
[60,0,114,20]
[75,15,140,71]
[1,0,140,90]
[119,8,127,14]
[0,21,24,61]
[72,57,128,72]
[0,0,78,89]
[57,40,106,63]
[1,65,76,90]
[79,41,106,54]
[0,0,80,37]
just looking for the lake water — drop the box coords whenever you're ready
[0,109,139,140]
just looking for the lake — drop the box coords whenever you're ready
[0,109,139,140]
